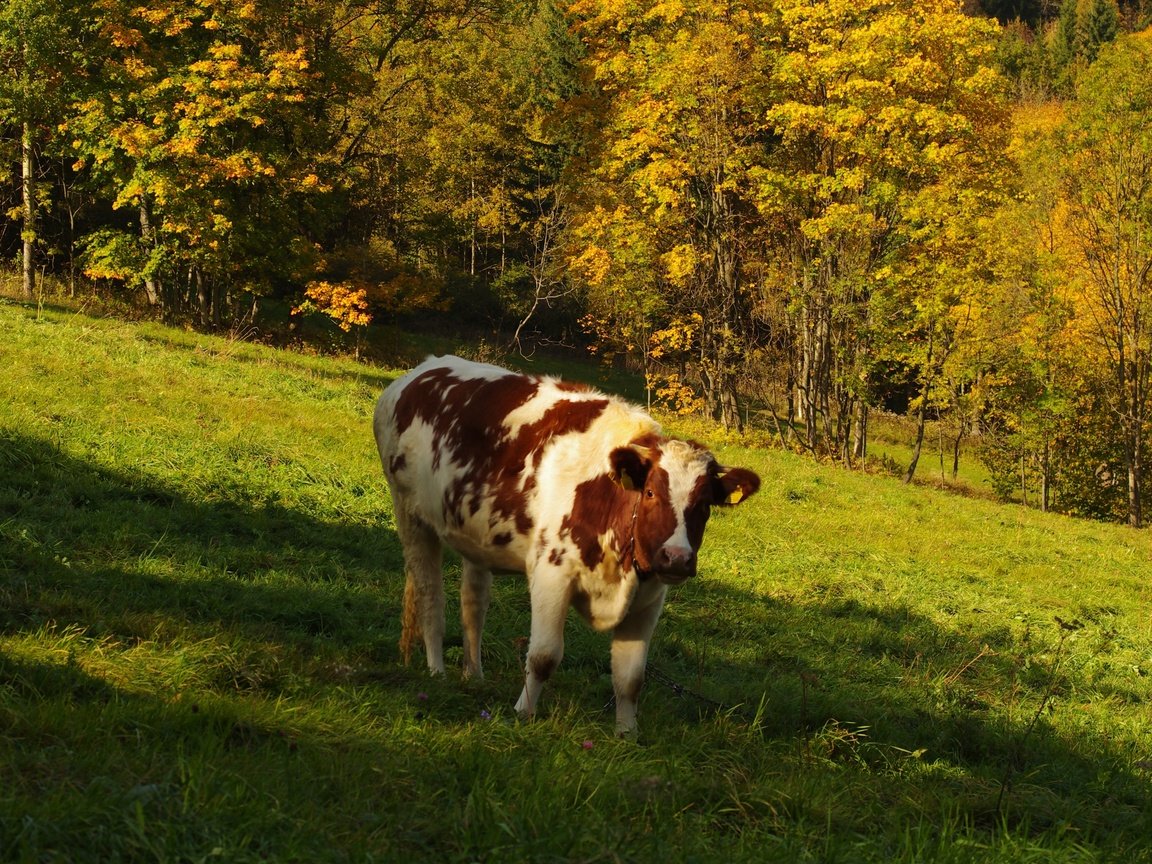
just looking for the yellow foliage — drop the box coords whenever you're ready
[649,313,702,359]
[570,244,614,287]
[648,371,706,415]
[660,243,698,285]
[293,281,373,332]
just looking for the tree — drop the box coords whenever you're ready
[1053,0,1121,88]
[385,1,584,345]
[1059,31,1152,526]
[67,0,338,324]
[756,0,1011,461]
[970,103,1075,511]
[0,0,78,299]
[569,0,773,430]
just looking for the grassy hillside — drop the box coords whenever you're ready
[2,299,1151,863]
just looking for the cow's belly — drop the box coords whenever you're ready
[440,525,530,573]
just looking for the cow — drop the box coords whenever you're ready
[374,355,760,735]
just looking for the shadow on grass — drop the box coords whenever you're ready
[644,572,1151,841]
[0,429,406,664]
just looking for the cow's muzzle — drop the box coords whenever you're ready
[653,545,696,585]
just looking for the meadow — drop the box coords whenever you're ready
[2,298,1151,863]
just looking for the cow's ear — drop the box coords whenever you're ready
[713,467,760,506]
[609,446,652,492]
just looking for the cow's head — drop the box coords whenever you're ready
[609,437,760,585]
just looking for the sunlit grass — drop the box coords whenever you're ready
[2,298,1151,862]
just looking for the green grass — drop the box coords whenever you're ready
[2,298,1152,863]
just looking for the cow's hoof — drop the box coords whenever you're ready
[615,724,638,741]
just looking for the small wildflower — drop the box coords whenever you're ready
[417,692,429,702]
[480,709,491,720]
[582,740,594,750]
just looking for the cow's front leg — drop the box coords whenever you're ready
[514,571,571,721]
[611,584,668,737]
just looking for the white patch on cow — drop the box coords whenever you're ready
[657,439,712,550]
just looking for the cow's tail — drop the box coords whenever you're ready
[399,569,420,665]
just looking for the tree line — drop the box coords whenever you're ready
[3,0,1152,526]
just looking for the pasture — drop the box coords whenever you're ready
[2,299,1151,862]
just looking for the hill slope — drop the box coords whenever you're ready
[2,300,1151,863]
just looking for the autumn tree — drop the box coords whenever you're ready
[376,1,584,346]
[569,0,773,429]
[0,0,80,299]
[67,0,336,325]
[756,0,1011,463]
[967,104,1075,510]
[1059,30,1152,526]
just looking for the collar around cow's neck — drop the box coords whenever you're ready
[627,491,654,582]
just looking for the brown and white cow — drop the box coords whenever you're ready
[374,355,759,735]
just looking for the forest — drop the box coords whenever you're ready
[3,0,1152,526]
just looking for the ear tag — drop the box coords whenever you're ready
[618,472,636,491]
[725,487,744,505]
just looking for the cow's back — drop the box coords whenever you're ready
[375,355,657,573]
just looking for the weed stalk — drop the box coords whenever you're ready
[995,616,1082,819]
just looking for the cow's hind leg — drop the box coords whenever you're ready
[395,508,445,674]
[514,571,571,720]
[460,559,492,680]
[611,586,667,737]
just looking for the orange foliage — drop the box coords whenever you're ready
[293,281,372,332]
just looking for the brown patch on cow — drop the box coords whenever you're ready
[388,453,407,476]
[564,473,634,579]
[631,463,677,574]
[683,473,714,550]
[630,431,663,451]
[441,393,609,538]
[548,547,565,565]
[522,400,610,468]
[530,653,557,682]
[493,532,513,546]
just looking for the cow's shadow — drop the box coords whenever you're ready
[603,565,1152,841]
[0,428,408,667]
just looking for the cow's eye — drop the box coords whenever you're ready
[645,488,655,499]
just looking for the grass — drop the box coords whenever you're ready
[2,297,1152,862]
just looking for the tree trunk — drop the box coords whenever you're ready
[1128,431,1142,528]
[139,202,160,306]
[853,401,868,463]
[212,280,225,329]
[800,292,827,452]
[904,339,933,485]
[22,122,35,301]
[1040,438,1050,513]
[196,268,210,329]
[904,397,927,484]
[952,425,964,481]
